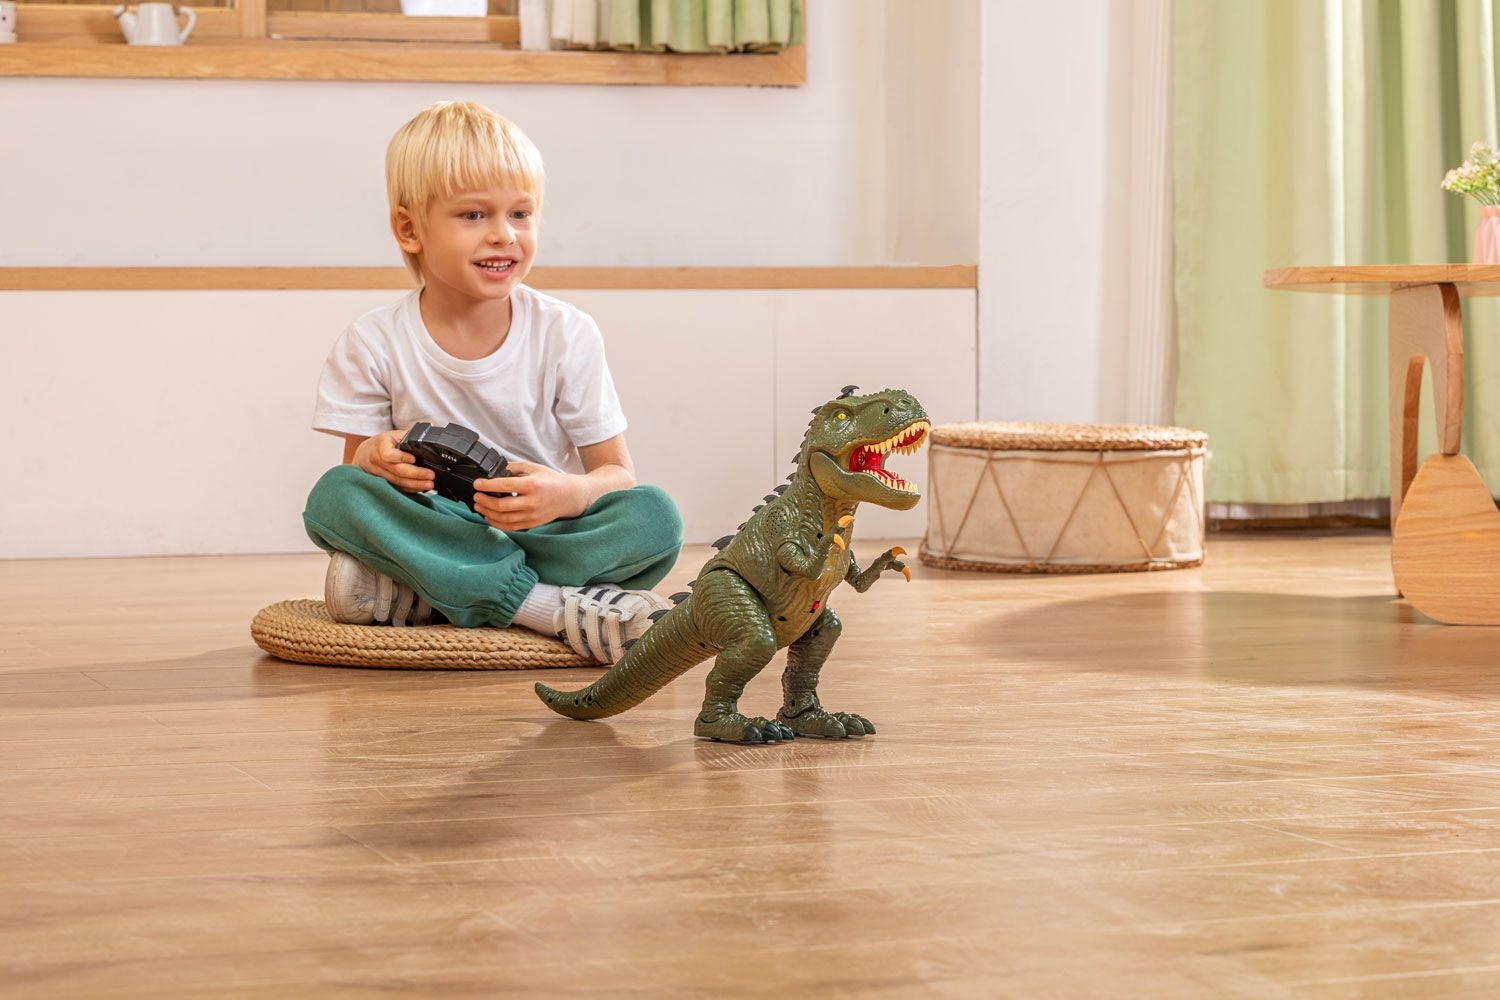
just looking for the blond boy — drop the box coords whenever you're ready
[302,101,682,664]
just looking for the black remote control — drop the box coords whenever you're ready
[399,422,515,512]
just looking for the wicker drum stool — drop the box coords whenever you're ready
[920,422,1207,574]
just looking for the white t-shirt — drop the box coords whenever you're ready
[312,285,627,475]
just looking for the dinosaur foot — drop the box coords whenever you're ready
[695,713,795,744]
[777,709,876,740]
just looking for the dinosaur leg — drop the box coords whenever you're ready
[777,608,875,739]
[693,570,795,744]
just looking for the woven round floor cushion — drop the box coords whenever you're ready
[920,421,1208,574]
[251,598,593,669]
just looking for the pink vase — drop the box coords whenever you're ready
[1476,206,1500,263]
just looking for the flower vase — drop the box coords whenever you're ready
[1476,206,1500,264]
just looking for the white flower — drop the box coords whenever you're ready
[1444,140,1500,202]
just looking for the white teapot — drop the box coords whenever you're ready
[113,3,195,46]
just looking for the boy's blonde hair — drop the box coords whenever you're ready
[386,101,546,282]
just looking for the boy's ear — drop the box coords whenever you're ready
[392,207,423,254]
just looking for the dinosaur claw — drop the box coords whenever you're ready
[890,546,906,557]
[901,567,912,582]
[832,535,846,550]
[838,515,854,527]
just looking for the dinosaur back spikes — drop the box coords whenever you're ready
[712,535,734,550]
[763,494,778,503]
[838,384,859,398]
[669,592,691,605]
[752,505,764,513]
[648,610,670,622]
[736,522,747,530]
[774,485,789,494]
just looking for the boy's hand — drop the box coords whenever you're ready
[353,428,436,494]
[474,461,589,531]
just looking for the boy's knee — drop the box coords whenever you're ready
[629,484,684,550]
[305,464,386,518]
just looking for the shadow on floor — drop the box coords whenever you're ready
[971,590,1500,692]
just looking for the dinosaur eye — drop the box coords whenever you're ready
[835,411,849,420]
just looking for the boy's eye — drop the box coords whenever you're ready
[461,211,484,221]
[512,210,532,220]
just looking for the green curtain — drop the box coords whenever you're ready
[551,0,802,53]
[1174,0,1500,504]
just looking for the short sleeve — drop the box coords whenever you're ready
[311,328,394,438]
[553,315,628,448]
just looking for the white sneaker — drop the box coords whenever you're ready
[324,551,435,627]
[554,584,673,664]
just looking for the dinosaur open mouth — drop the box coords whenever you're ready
[848,420,930,494]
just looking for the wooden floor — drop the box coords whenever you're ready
[9,533,1500,997]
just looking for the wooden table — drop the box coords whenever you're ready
[1265,265,1500,623]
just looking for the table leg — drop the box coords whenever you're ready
[1387,282,1464,530]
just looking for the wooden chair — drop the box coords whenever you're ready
[1388,283,1500,624]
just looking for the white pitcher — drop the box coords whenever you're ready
[113,3,195,46]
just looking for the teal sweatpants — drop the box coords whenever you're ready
[302,464,684,629]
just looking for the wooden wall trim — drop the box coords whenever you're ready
[0,39,805,86]
[0,266,978,291]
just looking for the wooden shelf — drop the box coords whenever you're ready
[0,36,806,85]
[0,266,977,291]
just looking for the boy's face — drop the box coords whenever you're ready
[396,182,539,302]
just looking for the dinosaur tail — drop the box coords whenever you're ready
[534,600,712,720]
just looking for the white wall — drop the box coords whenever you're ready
[977,0,1138,424]
[883,0,980,264]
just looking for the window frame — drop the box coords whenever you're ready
[1,0,806,85]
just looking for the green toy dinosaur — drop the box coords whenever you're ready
[536,386,929,744]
